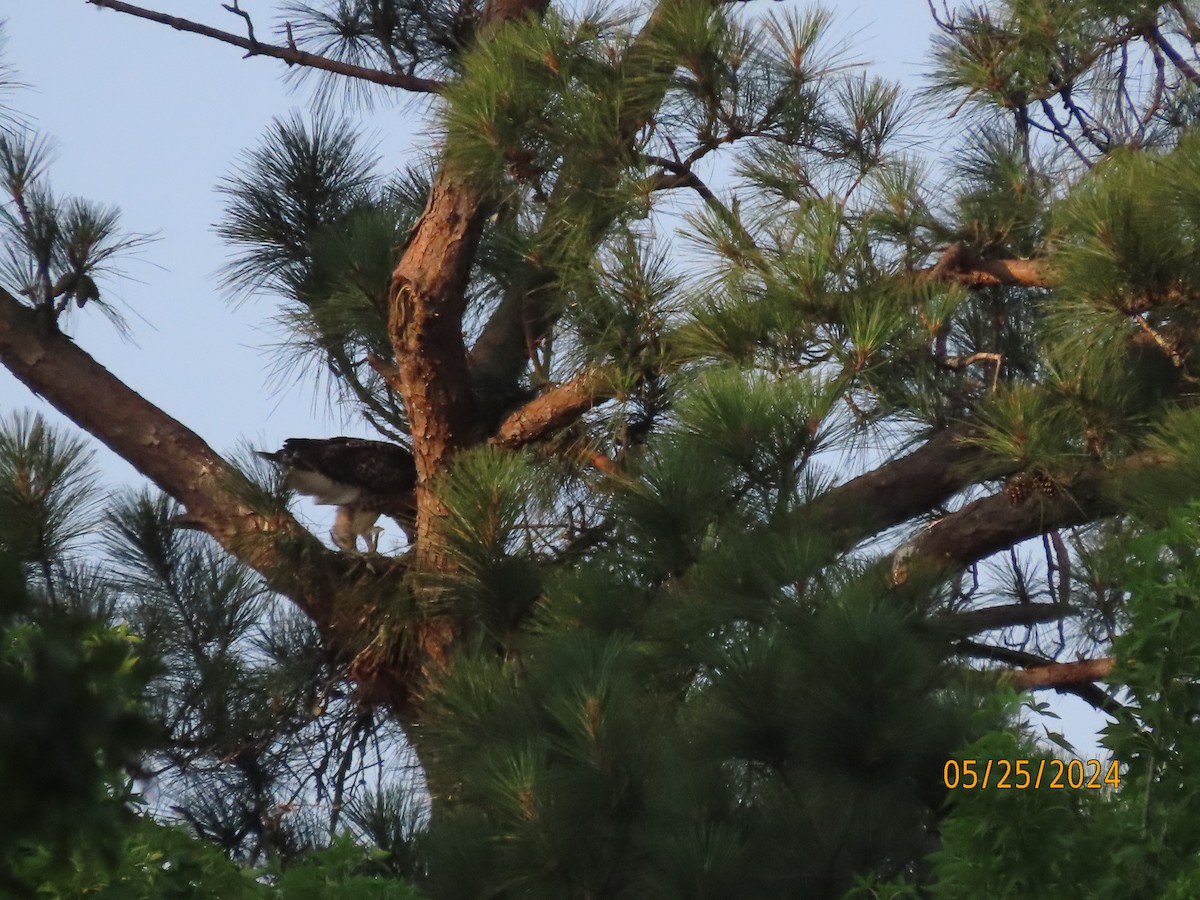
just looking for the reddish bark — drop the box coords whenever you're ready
[491,371,614,449]
[919,242,1052,289]
[385,0,559,547]
[1007,657,1116,690]
[388,176,486,484]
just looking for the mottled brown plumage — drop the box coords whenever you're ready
[258,437,417,552]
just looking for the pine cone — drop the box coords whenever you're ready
[1004,475,1032,505]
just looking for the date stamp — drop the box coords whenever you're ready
[943,758,1121,790]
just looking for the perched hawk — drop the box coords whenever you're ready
[258,437,417,553]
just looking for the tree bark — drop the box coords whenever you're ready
[1006,657,1116,690]
[903,465,1124,572]
[919,242,1053,289]
[811,424,1015,549]
[932,602,1075,636]
[5,289,416,638]
[491,371,614,449]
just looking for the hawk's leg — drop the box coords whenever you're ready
[332,506,384,553]
[363,525,385,554]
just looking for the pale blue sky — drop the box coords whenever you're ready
[0,0,939,505]
[0,1,1110,756]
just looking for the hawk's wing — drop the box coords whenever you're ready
[258,437,417,515]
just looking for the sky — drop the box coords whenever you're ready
[0,1,1111,756]
[0,0,941,531]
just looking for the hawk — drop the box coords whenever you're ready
[258,437,417,553]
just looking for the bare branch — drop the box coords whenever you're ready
[221,1,257,48]
[645,154,717,201]
[0,285,435,713]
[1133,312,1185,368]
[0,289,326,611]
[956,641,1121,713]
[85,0,443,93]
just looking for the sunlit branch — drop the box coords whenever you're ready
[956,640,1121,713]
[491,371,615,449]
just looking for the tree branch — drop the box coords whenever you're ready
[645,155,717,201]
[931,602,1076,636]
[1005,656,1116,690]
[1148,23,1200,89]
[897,447,1179,579]
[85,0,444,93]
[0,289,331,616]
[386,0,553,568]
[918,242,1052,289]
[810,424,1016,548]
[490,371,615,449]
[467,0,696,400]
[955,640,1120,713]
[389,174,487,559]
[902,466,1115,573]
[0,286,432,713]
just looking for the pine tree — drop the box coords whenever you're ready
[3,0,1200,895]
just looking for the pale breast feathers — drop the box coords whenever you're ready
[257,437,419,551]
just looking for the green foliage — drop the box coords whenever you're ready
[0,412,423,881]
[0,410,100,566]
[927,0,1103,111]
[417,379,1000,896]
[1054,145,1200,311]
[964,382,1083,469]
[950,126,1052,256]
[0,129,152,331]
[0,550,156,896]
[559,231,682,375]
[14,2,1200,898]
[216,112,419,429]
[0,419,150,891]
[434,447,552,631]
[420,566,987,898]
[217,112,382,299]
[12,817,426,899]
[442,9,631,194]
[920,505,1200,898]
[674,368,839,511]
